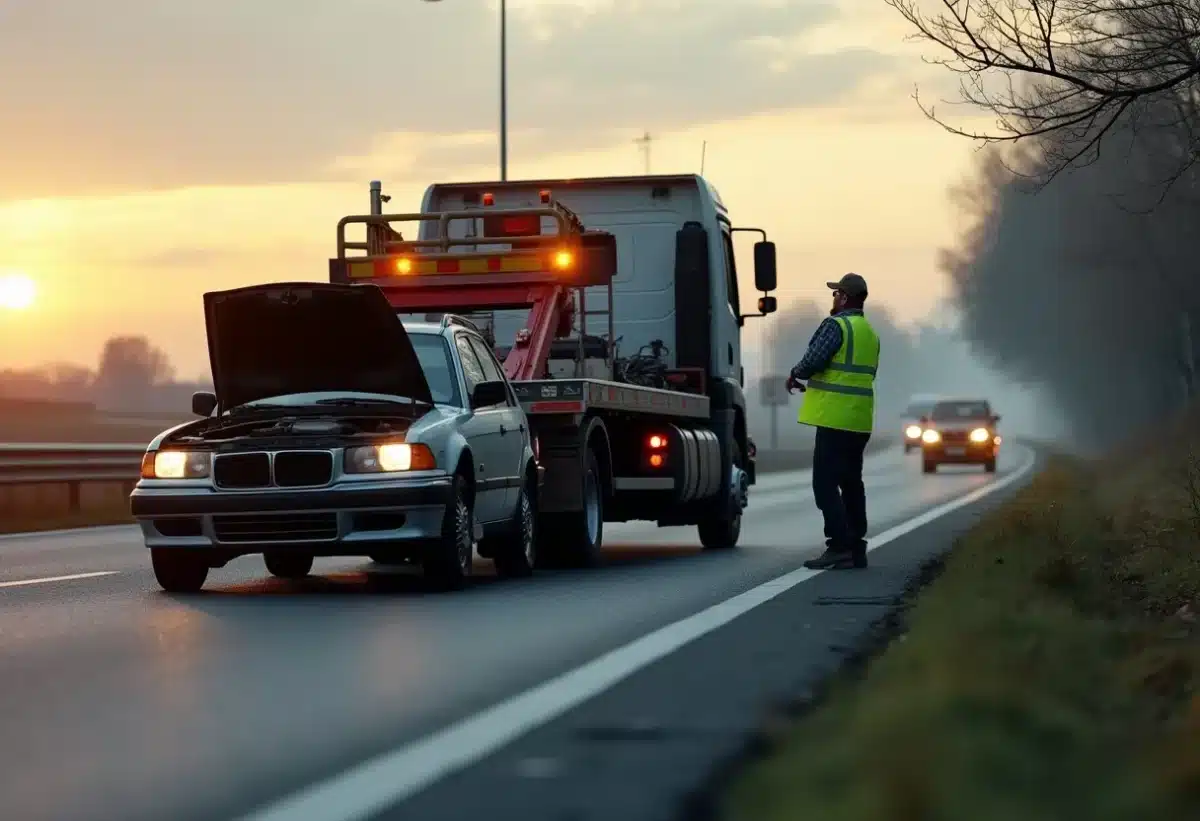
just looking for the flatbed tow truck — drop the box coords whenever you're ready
[329,175,778,566]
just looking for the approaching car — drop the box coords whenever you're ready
[130,282,539,593]
[901,394,940,453]
[918,398,1001,473]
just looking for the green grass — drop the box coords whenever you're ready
[724,447,1200,821]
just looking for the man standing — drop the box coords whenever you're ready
[786,273,880,570]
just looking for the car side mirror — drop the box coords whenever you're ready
[471,380,508,409]
[919,416,929,425]
[992,414,1001,424]
[753,241,777,293]
[192,391,217,417]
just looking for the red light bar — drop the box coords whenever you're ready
[484,214,541,237]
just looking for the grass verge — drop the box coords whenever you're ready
[722,442,1200,820]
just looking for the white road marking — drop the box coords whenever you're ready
[0,571,121,589]
[234,446,1038,821]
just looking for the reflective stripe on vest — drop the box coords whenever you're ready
[797,314,880,433]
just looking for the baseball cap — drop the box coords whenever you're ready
[826,272,868,297]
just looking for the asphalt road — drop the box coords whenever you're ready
[0,443,1037,821]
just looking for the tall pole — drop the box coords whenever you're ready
[500,0,508,180]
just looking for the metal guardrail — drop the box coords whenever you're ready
[0,443,145,510]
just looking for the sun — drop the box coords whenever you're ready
[0,272,36,310]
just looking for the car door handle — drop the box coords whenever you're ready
[499,424,508,435]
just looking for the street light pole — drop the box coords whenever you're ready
[424,0,508,180]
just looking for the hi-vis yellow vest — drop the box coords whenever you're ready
[797,313,880,434]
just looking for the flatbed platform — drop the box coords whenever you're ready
[512,379,710,419]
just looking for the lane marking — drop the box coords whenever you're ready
[0,571,121,589]
[234,446,1038,821]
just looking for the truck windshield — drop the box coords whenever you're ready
[932,401,990,420]
[410,333,461,406]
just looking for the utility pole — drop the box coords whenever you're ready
[634,131,653,174]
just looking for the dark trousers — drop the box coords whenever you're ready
[812,426,871,552]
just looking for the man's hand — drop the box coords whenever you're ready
[786,375,806,394]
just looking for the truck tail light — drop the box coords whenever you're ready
[646,433,668,469]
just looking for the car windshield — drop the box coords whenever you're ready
[932,401,990,420]
[906,401,935,417]
[409,332,461,406]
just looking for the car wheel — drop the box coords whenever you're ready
[922,458,937,474]
[699,441,746,550]
[264,552,314,579]
[984,459,997,473]
[151,548,209,593]
[424,474,474,591]
[538,448,604,569]
[493,478,536,578]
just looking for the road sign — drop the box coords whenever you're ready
[759,373,790,407]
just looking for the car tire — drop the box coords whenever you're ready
[423,473,474,591]
[493,477,537,578]
[699,441,745,550]
[264,552,314,579]
[151,548,209,593]
[537,449,604,569]
[984,458,997,473]
[922,458,937,474]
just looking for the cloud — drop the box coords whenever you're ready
[0,0,902,201]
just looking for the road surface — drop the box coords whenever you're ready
[0,444,1036,821]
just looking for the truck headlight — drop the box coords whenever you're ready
[141,450,210,479]
[921,429,940,444]
[969,428,991,443]
[345,443,437,474]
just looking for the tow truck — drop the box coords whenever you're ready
[329,175,778,566]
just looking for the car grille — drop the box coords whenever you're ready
[214,453,271,488]
[212,513,339,543]
[273,451,333,487]
[939,430,969,444]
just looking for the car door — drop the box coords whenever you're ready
[454,333,507,523]
[467,335,526,515]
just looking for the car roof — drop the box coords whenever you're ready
[400,321,447,336]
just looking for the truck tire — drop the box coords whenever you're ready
[151,548,208,593]
[264,552,313,579]
[698,442,745,550]
[423,474,474,591]
[492,477,537,578]
[537,449,604,568]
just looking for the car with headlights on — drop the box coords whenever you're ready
[901,393,940,453]
[130,282,539,594]
[918,398,1001,474]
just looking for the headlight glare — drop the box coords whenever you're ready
[143,450,210,479]
[345,443,437,474]
[969,427,991,443]
[905,425,922,439]
[921,429,940,444]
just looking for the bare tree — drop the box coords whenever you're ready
[887,0,1200,189]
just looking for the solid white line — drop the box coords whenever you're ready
[0,571,121,589]
[233,446,1038,821]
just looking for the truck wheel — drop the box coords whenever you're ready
[151,548,208,593]
[538,449,604,569]
[264,552,313,579]
[493,478,537,578]
[698,442,745,550]
[423,474,474,591]
[922,458,937,474]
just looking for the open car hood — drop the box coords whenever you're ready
[203,282,433,411]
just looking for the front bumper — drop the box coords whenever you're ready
[130,476,453,553]
[922,440,997,463]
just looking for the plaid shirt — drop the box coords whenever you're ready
[790,309,872,381]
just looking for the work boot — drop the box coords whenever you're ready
[850,540,868,569]
[803,546,856,570]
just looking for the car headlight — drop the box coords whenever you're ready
[969,427,991,443]
[141,450,210,479]
[905,425,922,439]
[344,443,437,474]
[921,429,940,444]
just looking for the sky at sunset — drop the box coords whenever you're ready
[0,0,990,380]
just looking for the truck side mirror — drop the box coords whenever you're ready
[754,241,777,292]
[757,296,777,315]
[471,380,509,409]
[192,391,218,417]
